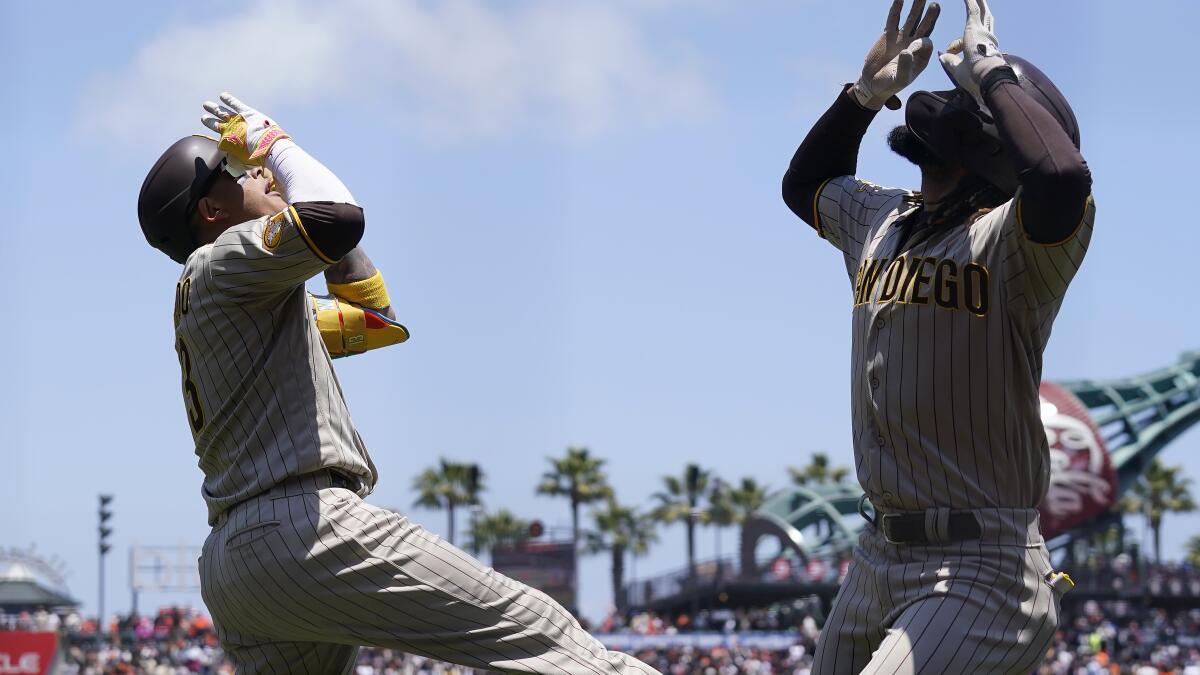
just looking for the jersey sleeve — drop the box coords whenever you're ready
[1002,194,1096,312]
[813,176,910,266]
[206,206,335,299]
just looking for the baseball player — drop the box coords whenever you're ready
[780,1,1093,672]
[138,94,659,675]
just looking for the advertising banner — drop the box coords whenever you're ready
[492,542,576,609]
[0,632,57,675]
[1039,382,1118,538]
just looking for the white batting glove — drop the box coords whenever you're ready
[938,0,1008,103]
[850,0,940,111]
[200,93,291,166]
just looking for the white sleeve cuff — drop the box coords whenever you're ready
[266,139,358,206]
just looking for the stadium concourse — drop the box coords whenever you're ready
[3,564,1199,675]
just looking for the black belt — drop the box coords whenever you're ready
[879,511,982,545]
[328,469,362,492]
[216,469,363,527]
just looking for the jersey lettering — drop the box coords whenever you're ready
[853,255,991,315]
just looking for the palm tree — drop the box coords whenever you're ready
[1187,535,1200,567]
[585,500,658,613]
[468,509,531,557]
[708,478,736,562]
[789,454,850,539]
[788,452,850,487]
[1120,458,1197,563]
[652,464,711,596]
[725,477,769,522]
[709,477,768,569]
[412,459,484,546]
[535,447,613,553]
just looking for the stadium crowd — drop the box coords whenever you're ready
[1,605,1195,674]
[1,567,1198,674]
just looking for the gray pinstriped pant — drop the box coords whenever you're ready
[813,508,1065,675]
[200,473,658,674]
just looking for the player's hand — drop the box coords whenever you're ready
[938,0,1007,104]
[850,0,940,111]
[200,93,291,166]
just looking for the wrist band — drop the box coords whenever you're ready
[980,65,1019,95]
[328,270,391,309]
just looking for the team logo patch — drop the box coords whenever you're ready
[263,212,286,250]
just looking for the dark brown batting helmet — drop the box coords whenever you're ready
[904,54,1080,197]
[137,136,226,264]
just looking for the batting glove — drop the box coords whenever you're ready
[938,0,1008,103]
[850,0,940,111]
[200,93,291,165]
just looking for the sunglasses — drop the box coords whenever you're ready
[220,156,250,184]
[187,157,250,217]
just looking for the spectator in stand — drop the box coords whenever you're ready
[4,591,1198,674]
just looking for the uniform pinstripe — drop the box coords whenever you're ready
[808,177,1094,674]
[175,208,375,527]
[176,210,657,674]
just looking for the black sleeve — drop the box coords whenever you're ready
[981,73,1092,244]
[292,201,365,262]
[781,86,879,228]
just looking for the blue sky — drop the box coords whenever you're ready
[2,0,1197,624]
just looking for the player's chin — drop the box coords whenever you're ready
[887,125,943,169]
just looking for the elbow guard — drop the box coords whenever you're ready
[309,293,409,358]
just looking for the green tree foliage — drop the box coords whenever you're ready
[536,446,612,609]
[412,459,484,546]
[1120,458,1197,563]
[468,509,530,555]
[711,477,769,526]
[585,499,657,613]
[652,464,711,588]
[1187,535,1200,567]
[788,452,850,487]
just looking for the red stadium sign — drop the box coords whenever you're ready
[770,558,791,581]
[0,632,57,675]
[1038,382,1118,539]
[805,559,827,581]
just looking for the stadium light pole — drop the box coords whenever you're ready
[686,464,701,618]
[98,494,114,639]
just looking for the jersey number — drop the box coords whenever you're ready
[176,337,205,433]
[173,277,203,431]
[173,277,192,327]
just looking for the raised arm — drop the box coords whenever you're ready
[265,138,365,261]
[938,0,1091,243]
[781,90,880,227]
[781,0,939,227]
[981,74,1091,243]
[202,92,366,264]
[323,247,396,320]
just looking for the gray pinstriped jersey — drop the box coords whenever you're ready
[173,207,377,525]
[814,176,1095,513]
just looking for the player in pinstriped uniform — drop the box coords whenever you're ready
[139,94,659,675]
[781,1,1092,673]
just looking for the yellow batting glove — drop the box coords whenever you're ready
[200,92,291,165]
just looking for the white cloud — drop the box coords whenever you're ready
[80,0,714,144]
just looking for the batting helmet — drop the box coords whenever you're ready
[905,55,1080,197]
[137,136,226,264]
